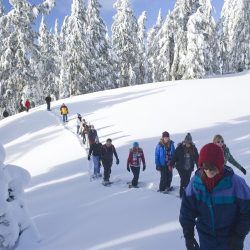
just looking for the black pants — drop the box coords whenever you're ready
[159,166,173,191]
[177,168,193,197]
[102,160,112,181]
[47,102,51,111]
[131,166,140,186]
[82,133,86,144]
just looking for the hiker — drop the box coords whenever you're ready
[3,110,9,118]
[155,131,175,193]
[60,103,69,123]
[24,99,31,112]
[80,120,88,144]
[88,125,98,146]
[101,138,119,185]
[76,113,82,134]
[45,95,52,111]
[213,134,247,175]
[180,143,250,250]
[19,100,25,112]
[88,137,102,179]
[169,133,199,198]
[127,142,146,188]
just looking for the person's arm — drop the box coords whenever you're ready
[113,145,118,160]
[141,149,146,166]
[88,144,93,160]
[169,146,179,167]
[179,180,199,249]
[227,148,246,174]
[127,150,132,171]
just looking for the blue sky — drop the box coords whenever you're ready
[2,0,224,32]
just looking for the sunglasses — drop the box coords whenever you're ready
[216,140,224,144]
[202,164,217,172]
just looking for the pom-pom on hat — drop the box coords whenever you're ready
[184,133,193,144]
[198,143,224,172]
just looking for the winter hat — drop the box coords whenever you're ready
[106,138,112,142]
[162,131,170,138]
[184,133,193,144]
[198,143,224,172]
[0,144,6,165]
[133,142,139,148]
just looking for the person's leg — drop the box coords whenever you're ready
[103,161,111,182]
[77,125,80,134]
[131,166,140,186]
[93,156,99,176]
[178,169,185,197]
[159,167,167,191]
[62,115,65,122]
[166,167,173,188]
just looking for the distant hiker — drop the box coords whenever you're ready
[155,131,175,193]
[76,113,82,134]
[19,100,25,112]
[60,103,69,123]
[180,143,250,250]
[88,137,102,179]
[88,125,98,146]
[169,133,199,198]
[45,95,52,111]
[80,120,88,144]
[213,134,247,175]
[101,138,119,185]
[24,99,31,112]
[3,110,9,118]
[127,142,146,188]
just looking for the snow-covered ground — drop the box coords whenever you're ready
[0,71,250,250]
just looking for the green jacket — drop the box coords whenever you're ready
[223,145,243,171]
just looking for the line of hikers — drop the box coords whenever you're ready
[73,111,247,191]
[63,108,250,250]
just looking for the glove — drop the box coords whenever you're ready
[241,167,247,175]
[228,234,244,250]
[156,166,161,171]
[127,165,130,172]
[185,238,200,250]
[116,159,119,165]
[87,155,90,161]
[143,165,146,171]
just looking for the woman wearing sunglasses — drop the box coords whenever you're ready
[213,134,247,175]
[180,143,250,250]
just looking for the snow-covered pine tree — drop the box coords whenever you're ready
[59,0,91,98]
[147,9,164,83]
[137,11,147,84]
[86,0,116,90]
[169,0,201,80]
[112,0,141,87]
[0,0,55,116]
[221,0,250,73]
[37,16,58,99]
[183,0,216,79]
[151,12,175,82]
[52,19,61,100]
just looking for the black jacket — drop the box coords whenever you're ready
[45,96,52,103]
[89,143,102,157]
[101,144,118,162]
[88,129,97,141]
[170,143,199,171]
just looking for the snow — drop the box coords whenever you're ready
[0,72,250,249]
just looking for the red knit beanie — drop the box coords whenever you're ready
[198,143,224,172]
[198,143,225,192]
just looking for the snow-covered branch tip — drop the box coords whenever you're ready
[36,0,56,15]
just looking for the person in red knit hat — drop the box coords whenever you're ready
[180,143,250,250]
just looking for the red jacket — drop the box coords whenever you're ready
[127,148,146,167]
[25,100,31,108]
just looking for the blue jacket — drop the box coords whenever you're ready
[179,166,250,250]
[155,140,175,167]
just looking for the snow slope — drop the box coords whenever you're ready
[0,71,250,250]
